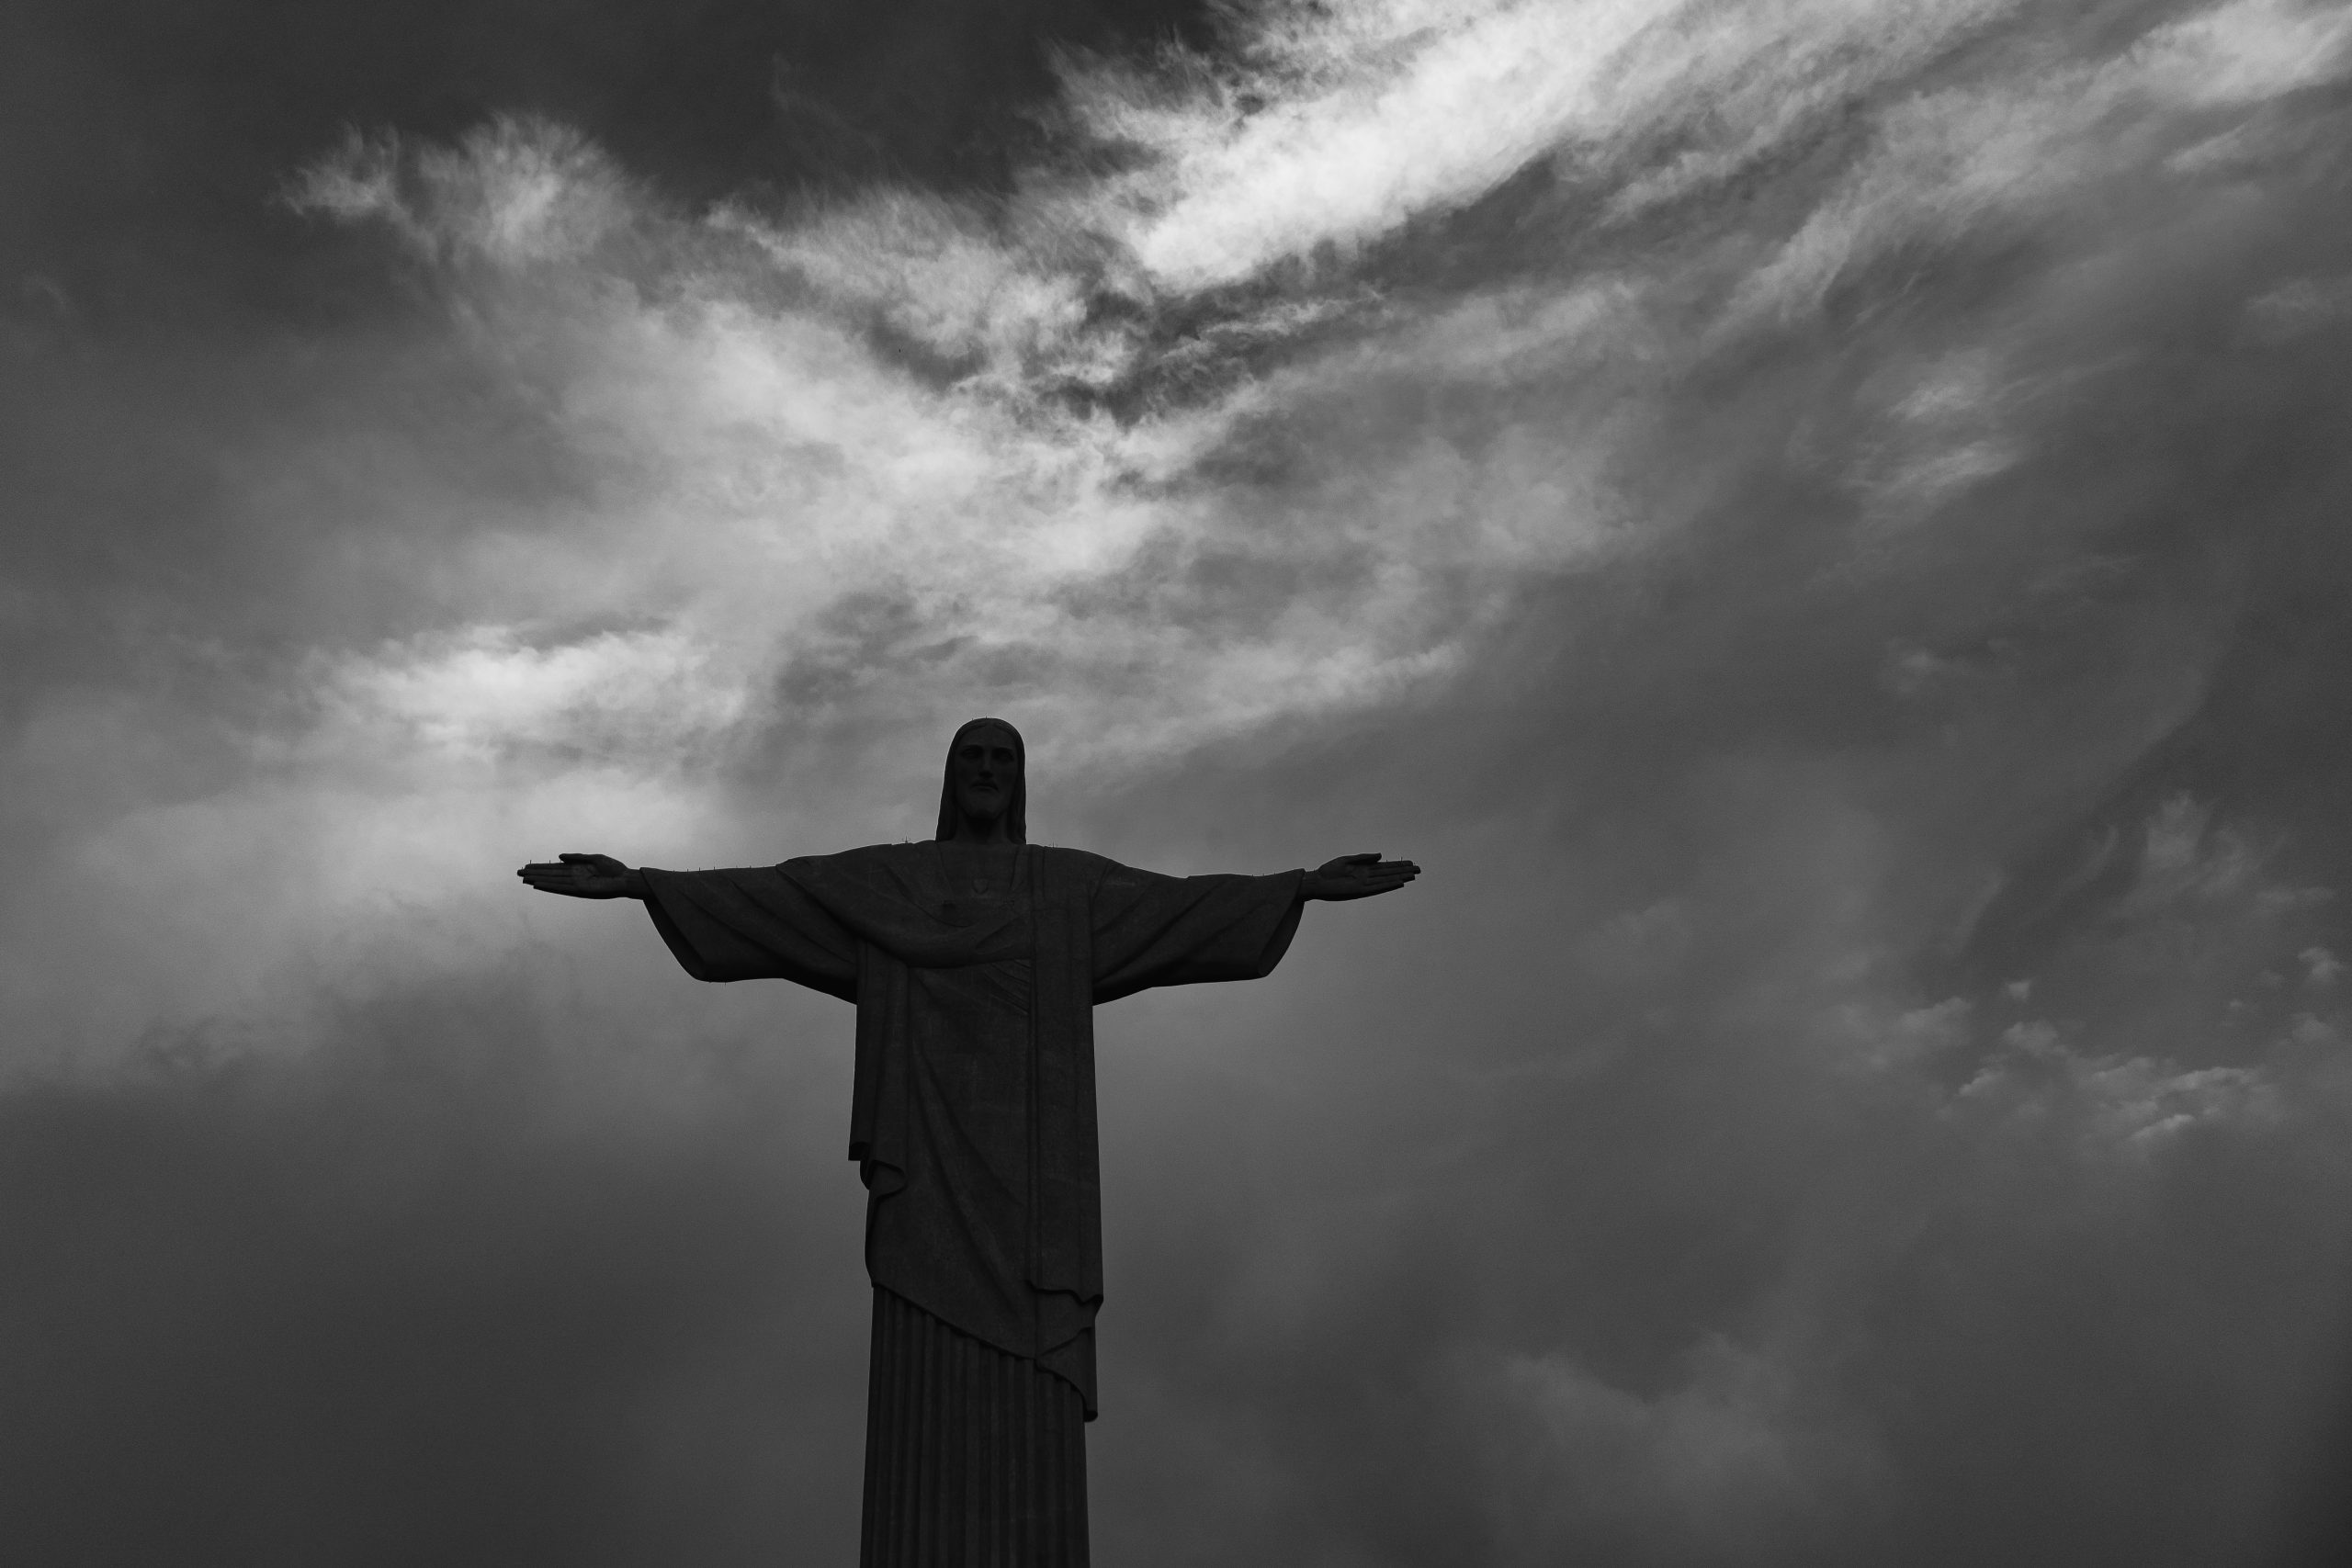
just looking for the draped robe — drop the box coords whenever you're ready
[636,842,1306,1416]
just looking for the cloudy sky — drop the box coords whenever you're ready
[6,0,2352,1562]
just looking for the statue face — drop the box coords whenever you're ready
[951,727,1021,825]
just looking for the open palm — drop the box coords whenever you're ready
[1303,852,1420,901]
[516,852,633,899]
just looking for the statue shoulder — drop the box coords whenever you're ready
[1027,843,1104,866]
[779,842,924,879]
[1019,843,1109,887]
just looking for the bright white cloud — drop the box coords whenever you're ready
[1731,0,2352,326]
[249,0,2352,829]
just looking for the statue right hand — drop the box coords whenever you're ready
[1301,852,1421,901]
[517,852,635,899]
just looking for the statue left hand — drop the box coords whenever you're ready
[516,852,639,899]
[1302,852,1421,901]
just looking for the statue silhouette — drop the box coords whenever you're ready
[520,718,1417,1566]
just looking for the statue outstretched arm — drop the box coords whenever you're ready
[516,852,650,900]
[1298,853,1420,901]
[520,852,860,996]
[1086,850,1414,1002]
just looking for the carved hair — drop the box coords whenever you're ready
[933,717,1026,843]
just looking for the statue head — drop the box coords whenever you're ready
[934,717,1026,843]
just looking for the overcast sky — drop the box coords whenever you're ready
[6,1,2352,1563]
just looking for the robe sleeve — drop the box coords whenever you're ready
[1087,860,1306,1004]
[638,865,862,1002]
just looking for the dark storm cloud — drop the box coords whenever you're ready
[0,976,876,1564]
[0,0,1211,308]
[9,2,2352,1565]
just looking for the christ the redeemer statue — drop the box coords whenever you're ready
[518,717,1418,1566]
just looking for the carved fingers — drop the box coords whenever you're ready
[1308,853,1422,899]
[515,852,632,899]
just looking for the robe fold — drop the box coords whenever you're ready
[861,1286,1091,1568]
[638,842,1305,1416]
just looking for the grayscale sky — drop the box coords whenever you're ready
[6,2,2352,1563]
